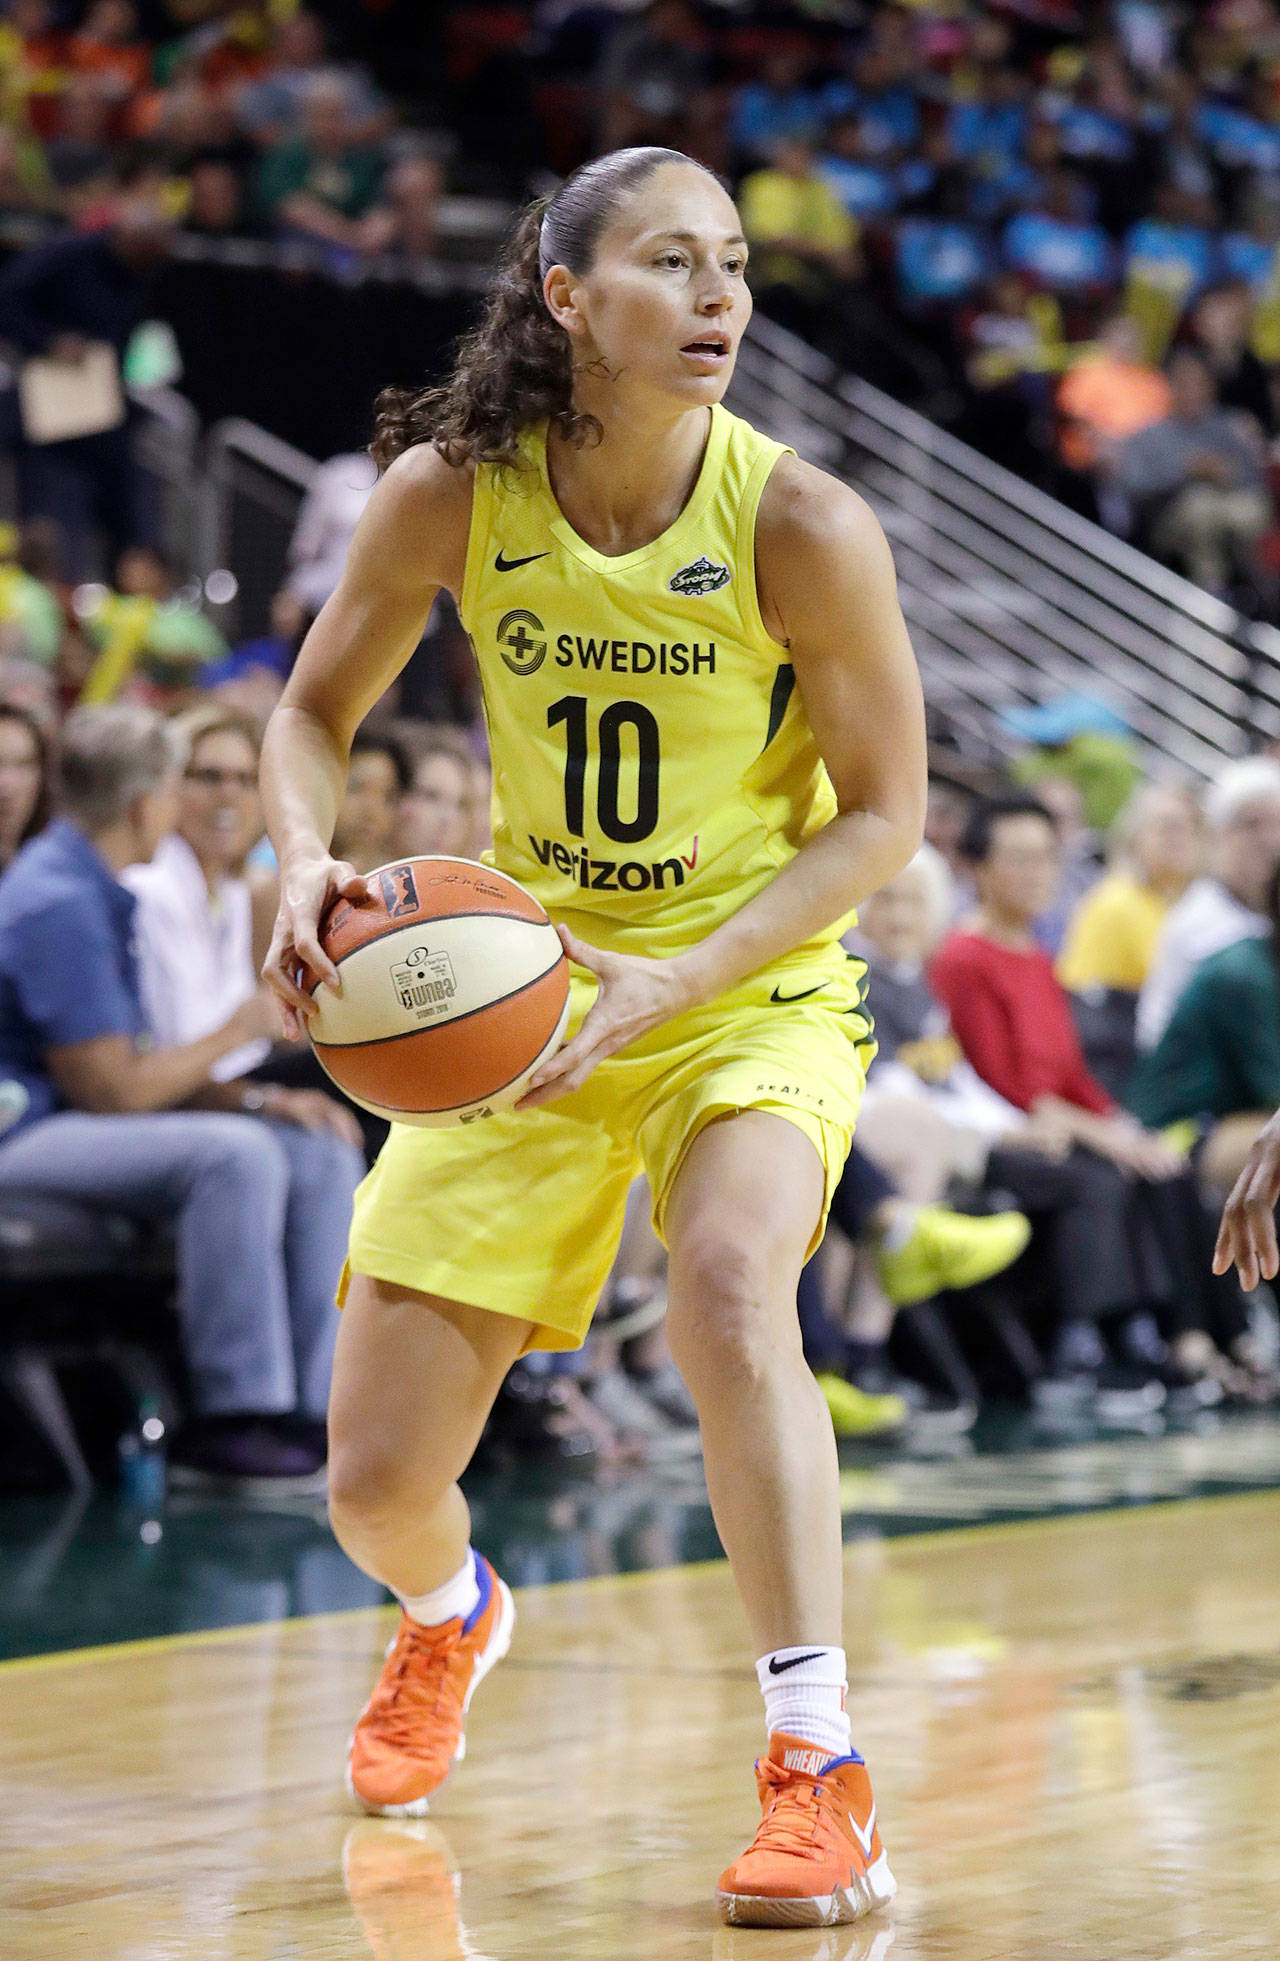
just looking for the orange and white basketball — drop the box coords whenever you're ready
[308,857,570,1126]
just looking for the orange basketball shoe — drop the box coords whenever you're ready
[346,1554,515,1816]
[717,1731,897,1929]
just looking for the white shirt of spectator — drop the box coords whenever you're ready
[1135,874,1268,1051]
[123,834,270,1082]
[284,452,377,618]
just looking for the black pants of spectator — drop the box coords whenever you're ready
[17,419,159,582]
[1131,1173,1250,1351]
[986,1145,1249,1350]
[796,1146,893,1369]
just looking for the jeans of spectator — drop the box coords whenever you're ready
[0,1111,363,1418]
[797,1145,896,1368]
[17,419,159,583]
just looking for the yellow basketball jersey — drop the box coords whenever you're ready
[459,402,848,959]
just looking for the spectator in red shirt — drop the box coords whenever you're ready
[933,793,1254,1394]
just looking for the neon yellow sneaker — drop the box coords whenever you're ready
[876,1206,1031,1308]
[815,1373,908,1438]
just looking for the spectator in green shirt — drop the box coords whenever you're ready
[1129,864,1280,1202]
[255,72,385,253]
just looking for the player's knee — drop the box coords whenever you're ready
[667,1229,794,1393]
[328,1436,432,1537]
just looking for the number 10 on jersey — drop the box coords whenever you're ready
[547,696,661,845]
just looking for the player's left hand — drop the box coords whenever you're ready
[1213,1110,1280,1288]
[517,924,696,1110]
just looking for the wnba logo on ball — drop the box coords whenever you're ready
[497,608,547,675]
[391,944,457,1019]
[379,864,420,916]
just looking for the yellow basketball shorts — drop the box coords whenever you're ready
[339,939,875,1351]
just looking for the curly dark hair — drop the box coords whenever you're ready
[369,147,718,474]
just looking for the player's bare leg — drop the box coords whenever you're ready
[664,1110,840,1652]
[664,1111,896,1927]
[329,1277,531,1815]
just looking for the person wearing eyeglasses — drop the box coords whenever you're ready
[0,702,366,1489]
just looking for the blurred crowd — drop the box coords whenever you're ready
[9,4,1280,604]
[2,433,1280,1498]
[4,0,1280,1504]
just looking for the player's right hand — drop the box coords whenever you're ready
[262,853,368,1039]
[1214,1110,1280,1289]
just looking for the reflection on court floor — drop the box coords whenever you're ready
[2,1491,1278,1959]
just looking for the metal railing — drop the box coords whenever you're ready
[729,314,1280,776]
[195,419,318,639]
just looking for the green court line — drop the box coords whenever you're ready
[3,1484,1277,1678]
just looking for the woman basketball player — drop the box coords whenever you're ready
[260,147,926,1930]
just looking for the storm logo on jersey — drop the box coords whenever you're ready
[668,555,731,596]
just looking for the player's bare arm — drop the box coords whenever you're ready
[523,458,926,1106]
[259,447,473,1033]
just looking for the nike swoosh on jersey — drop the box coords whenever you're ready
[769,983,828,1004]
[494,549,550,571]
[767,1650,824,1674]
[848,1801,877,1861]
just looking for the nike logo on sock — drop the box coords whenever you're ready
[768,1650,824,1674]
[494,549,549,571]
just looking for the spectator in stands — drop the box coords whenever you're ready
[1053,312,1171,515]
[1187,279,1278,436]
[1138,755,1280,1050]
[1111,348,1271,594]
[596,0,715,157]
[0,523,64,673]
[0,703,354,1488]
[1059,782,1204,995]
[1001,168,1115,299]
[728,42,820,173]
[332,726,410,876]
[738,135,859,339]
[1005,691,1145,832]
[397,725,474,859]
[1123,184,1220,309]
[371,152,445,263]
[280,452,378,625]
[77,544,226,711]
[1221,181,1280,293]
[44,77,117,208]
[0,178,173,580]
[817,113,901,224]
[1020,771,1102,956]
[67,0,151,112]
[1132,861,1280,1175]
[933,792,1247,1389]
[0,702,53,875]
[182,154,248,238]
[255,71,386,254]
[233,12,358,149]
[852,844,1059,1191]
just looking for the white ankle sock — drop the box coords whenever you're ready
[756,1645,853,1761]
[396,1549,480,1628]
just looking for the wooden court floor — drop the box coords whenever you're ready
[3,1491,1279,1961]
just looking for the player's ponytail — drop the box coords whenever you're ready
[370,147,717,473]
